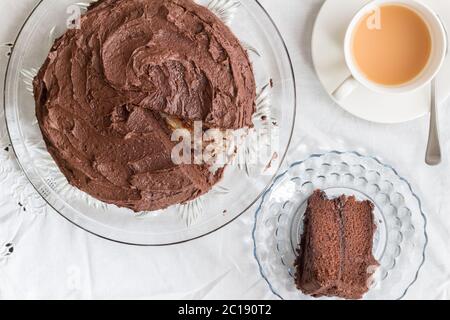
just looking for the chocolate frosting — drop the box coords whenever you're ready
[33,0,256,212]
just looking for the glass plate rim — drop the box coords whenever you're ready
[252,150,429,300]
[2,0,298,246]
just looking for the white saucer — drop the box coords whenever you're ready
[312,0,450,124]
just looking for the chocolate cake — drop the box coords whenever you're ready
[33,0,256,211]
[295,190,379,299]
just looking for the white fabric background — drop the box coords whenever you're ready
[0,0,449,300]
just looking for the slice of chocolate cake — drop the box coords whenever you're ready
[295,190,378,299]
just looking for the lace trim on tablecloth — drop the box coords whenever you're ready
[0,37,48,276]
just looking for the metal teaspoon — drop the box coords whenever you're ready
[426,16,448,166]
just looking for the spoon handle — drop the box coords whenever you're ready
[425,79,442,166]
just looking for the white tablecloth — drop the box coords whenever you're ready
[0,0,449,300]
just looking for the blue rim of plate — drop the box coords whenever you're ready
[252,150,428,300]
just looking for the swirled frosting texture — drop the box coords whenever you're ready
[33,0,256,212]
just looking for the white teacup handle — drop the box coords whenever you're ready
[332,76,359,101]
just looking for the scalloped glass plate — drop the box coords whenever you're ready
[3,0,296,245]
[253,151,427,300]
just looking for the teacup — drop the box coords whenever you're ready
[333,0,447,101]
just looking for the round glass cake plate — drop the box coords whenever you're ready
[253,151,427,300]
[3,0,296,245]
